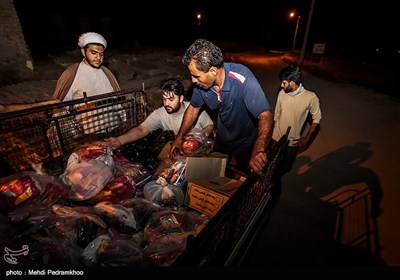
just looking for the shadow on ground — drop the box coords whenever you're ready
[241,142,387,266]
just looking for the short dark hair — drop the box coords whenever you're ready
[182,38,224,72]
[159,78,185,96]
[279,64,302,85]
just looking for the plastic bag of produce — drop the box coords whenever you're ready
[182,128,214,157]
[143,177,184,207]
[0,175,43,213]
[64,160,114,201]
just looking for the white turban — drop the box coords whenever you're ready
[78,32,107,49]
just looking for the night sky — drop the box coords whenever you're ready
[13,0,397,61]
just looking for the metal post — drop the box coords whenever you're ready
[292,16,301,51]
[299,0,316,65]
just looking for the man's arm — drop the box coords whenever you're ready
[293,122,319,147]
[293,94,321,147]
[169,104,201,157]
[197,110,214,136]
[204,124,214,136]
[104,124,151,148]
[249,110,274,175]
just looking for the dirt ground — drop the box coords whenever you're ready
[0,48,397,107]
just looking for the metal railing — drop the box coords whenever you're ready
[0,89,148,174]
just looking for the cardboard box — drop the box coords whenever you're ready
[186,176,242,216]
[155,156,228,187]
[184,157,227,181]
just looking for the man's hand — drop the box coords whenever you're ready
[103,137,122,149]
[169,137,184,159]
[249,150,268,175]
[292,135,309,147]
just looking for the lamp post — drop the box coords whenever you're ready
[196,12,203,36]
[290,12,301,51]
[196,13,202,26]
[299,0,316,65]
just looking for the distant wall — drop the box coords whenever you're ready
[0,0,34,85]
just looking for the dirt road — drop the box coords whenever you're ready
[232,52,400,267]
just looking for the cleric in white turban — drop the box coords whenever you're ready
[78,32,107,49]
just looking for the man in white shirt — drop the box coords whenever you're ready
[0,32,124,155]
[0,32,120,112]
[105,78,214,149]
[271,64,322,198]
[51,32,123,134]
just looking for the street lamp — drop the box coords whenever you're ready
[290,12,301,51]
[196,13,202,26]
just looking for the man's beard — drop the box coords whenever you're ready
[84,57,102,69]
[283,86,293,93]
[165,103,181,114]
